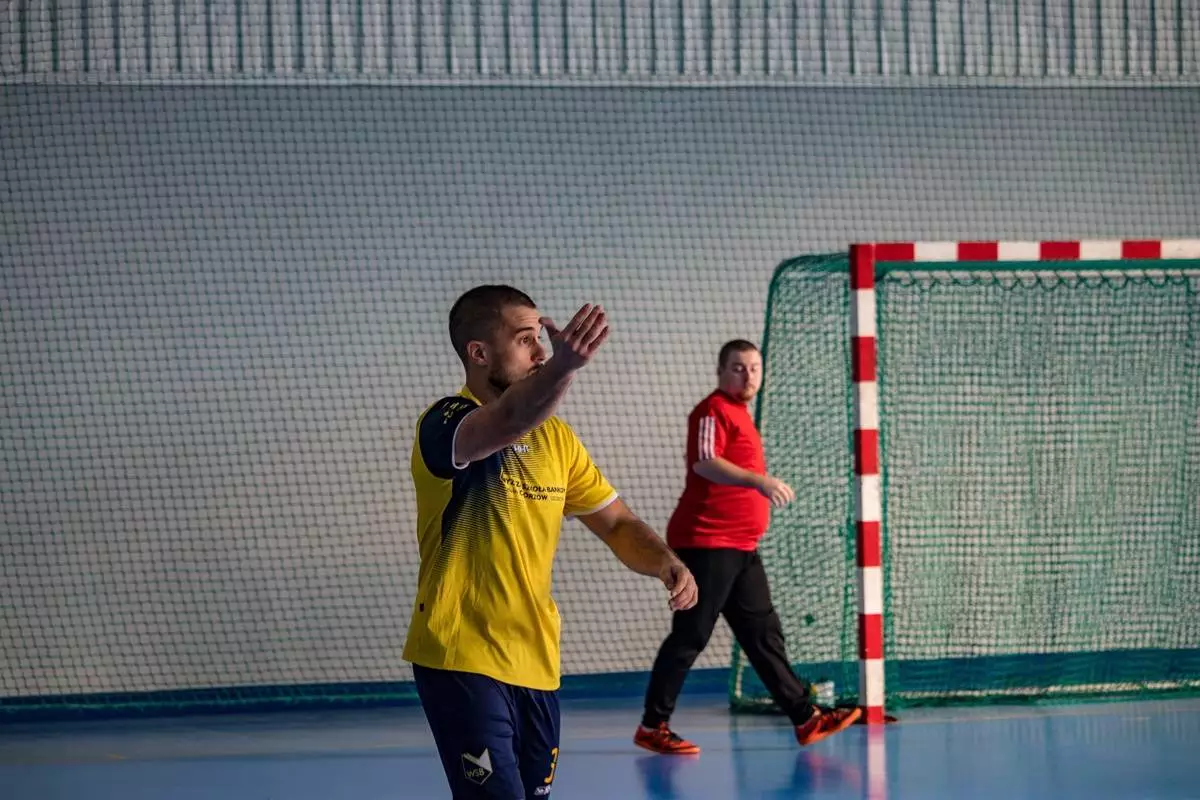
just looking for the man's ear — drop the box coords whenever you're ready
[466,341,489,368]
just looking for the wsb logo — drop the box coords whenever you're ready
[461,749,493,785]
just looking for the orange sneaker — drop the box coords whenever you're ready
[633,722,701,755]
[794,705,862,747]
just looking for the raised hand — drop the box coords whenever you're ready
[541,304,610,372]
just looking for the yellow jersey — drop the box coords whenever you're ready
[402,387,618,691]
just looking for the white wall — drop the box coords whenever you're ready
[2,85,1198,697]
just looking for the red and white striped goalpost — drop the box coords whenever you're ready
[848,238,1200,728]
[849,244,886,726]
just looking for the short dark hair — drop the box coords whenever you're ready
[718,339,759,369]
[448,285,537,364]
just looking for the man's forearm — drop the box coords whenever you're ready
[455,361,577,464]
[492,360,576,436]
[692,457,764,489]
[600,518,680,578]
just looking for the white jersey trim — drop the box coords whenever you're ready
[566,491,620,519]
[697,415,719,460]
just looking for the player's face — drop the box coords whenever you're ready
[718,349,763,403]
[485,305,548,394]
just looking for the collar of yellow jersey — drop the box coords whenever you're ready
[459,385,481,404]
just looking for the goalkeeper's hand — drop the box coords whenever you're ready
[756,475,795,508]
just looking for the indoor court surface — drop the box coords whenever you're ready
[2,695,1198,800]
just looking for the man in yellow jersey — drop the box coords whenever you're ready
[404,285,699,799]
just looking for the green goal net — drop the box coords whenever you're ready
[731,251,1200,711]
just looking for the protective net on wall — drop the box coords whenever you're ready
[5,1,1200,721]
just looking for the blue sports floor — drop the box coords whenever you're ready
[2,695,1198,799]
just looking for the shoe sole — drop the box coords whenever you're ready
[633,738,701,756]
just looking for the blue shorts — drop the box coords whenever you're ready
[413,664,561,799]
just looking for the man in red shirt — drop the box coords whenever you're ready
[634,340,862,754]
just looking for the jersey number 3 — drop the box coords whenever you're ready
[543,747,559,785]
